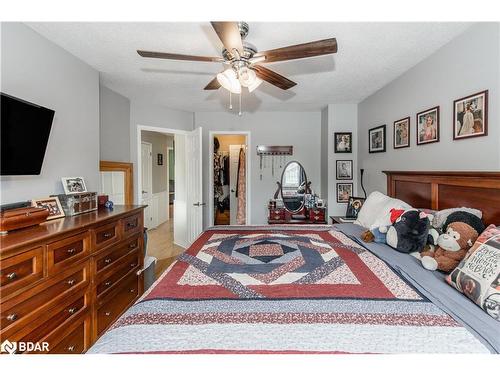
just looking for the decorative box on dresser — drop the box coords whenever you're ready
[0,205,145,354]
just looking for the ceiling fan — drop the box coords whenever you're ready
[137,22,338,95]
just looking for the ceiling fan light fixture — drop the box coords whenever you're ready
[238,67,257,87]
[217,69,241,94]
[247,77,263,93]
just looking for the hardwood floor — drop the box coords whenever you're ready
[146,205,184,279]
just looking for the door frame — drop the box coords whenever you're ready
[208,131,251,227]
[137,125,189,205]
[166,146,174,221]
[99,161,134,204]
[140,141,153,201]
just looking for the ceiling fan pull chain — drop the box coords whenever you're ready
[229,91,233,110]
[238,92,242,116]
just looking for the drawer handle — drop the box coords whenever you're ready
[314,216,320,220]
[129,242,137,249]
[67,248,76,254]
[104,258,112,265]
[6,272,17,281]
[66,278,76,286]
[67,345,75,352]
[68,307,78,314]
[104,311,111,316]
[7,313,18,322]
[130,263,137,268]
[126,222,137,228]
[104,281,112,287]
[129,288,136,293]
[103,232,113,239]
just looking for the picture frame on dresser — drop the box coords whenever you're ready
[31,196,65,220]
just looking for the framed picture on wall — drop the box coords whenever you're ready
[416,106,440,145]
[334,132,352,153]
[157,153,163,165]
[453,90,488,140]
[336,183,353,203]
[336,160,353,180]
[393,117,410,149]
[368,125,386,153]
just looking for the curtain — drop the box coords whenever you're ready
[236,147,246,225]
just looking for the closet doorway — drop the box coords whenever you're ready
[209,132,250,226]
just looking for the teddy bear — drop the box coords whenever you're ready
[416,211,485,273]
[362,209,432,254]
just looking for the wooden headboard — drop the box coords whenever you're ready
[383,171,500,225]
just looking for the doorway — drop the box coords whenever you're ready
[209,132,250,226]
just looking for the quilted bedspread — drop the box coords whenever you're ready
[88,226,488,354]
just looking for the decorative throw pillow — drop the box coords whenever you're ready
[354,191,411,229]
[446,224,500,321]
[432,207,482,229]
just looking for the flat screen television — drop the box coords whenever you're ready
[1,93,55,175]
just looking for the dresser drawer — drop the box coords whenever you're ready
[122,213,142,237]
[48,316,89,354]
[1,262,89,335]
[0,246,44,297]
[94,234,140,274]
[47,232,90,275]
[8,291,88,346]
[92,220,120,250]
[96,249,141,297]
[97,273,139,336]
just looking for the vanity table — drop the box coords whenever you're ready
[267,160,327,225]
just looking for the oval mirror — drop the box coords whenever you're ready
[280,161,308,213]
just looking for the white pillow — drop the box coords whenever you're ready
[353,191,412,229]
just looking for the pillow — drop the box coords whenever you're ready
[446,224,500,321]
[432,207,482,229]
[353,191,412,229]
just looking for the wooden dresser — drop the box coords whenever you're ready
[0,205,145,354]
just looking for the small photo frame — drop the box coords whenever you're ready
[157,153,163,166]
[393,117,410,149]
[334,132,352,153]
[336,160,353,180]
[368,125,386,153]
[345,196,365,219]
[416,106,440,145]
[336,183,353,203]
[32,197,65,220]
[453,90,488,140]
[61,176,87,194]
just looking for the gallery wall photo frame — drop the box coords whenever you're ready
[368,125,386,153]
[416,106,440,146]
[334,132,352,153]
[453,90,488,140]
[336,182,353,203]
[336,160,353,180]
[393,117,410,149]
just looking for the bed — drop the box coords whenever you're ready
[88,171,500,354]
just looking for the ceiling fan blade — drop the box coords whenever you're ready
[210,22,243,56]
[137,50,223,62]
[254,38,337,63]
[252,65,296,90]
[204,77,221,90]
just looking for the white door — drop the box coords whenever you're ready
[186,127,203,244]
[141,142,154,229]
[229,144,245,225]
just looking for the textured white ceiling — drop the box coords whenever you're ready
[27,22,472,112]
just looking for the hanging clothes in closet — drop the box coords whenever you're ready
[236,146,246,225]
[213,149,230,214]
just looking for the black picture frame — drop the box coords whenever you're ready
[345,196,366,219]
[334,132,352,153]
[336,183,353,203]
[336,160,353,180]
[416,106,440,146]
[157,153,163,166]
[453,90,488,140]
[368,125,386,153]
[393,117,410,149]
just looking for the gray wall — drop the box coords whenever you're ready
[1,23,100,204]
[140,131,173,194]
[99,85,131,162]
[358,23,500,195]
[130,100,193,203]
[194,111,322,227]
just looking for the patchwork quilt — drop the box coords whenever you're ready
[88,226,488,354]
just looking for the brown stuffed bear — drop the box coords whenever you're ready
[418,211,485,273]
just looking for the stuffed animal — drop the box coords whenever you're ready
[361,208,406,243]
[417,211,485,273]
[385,209,432,253]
